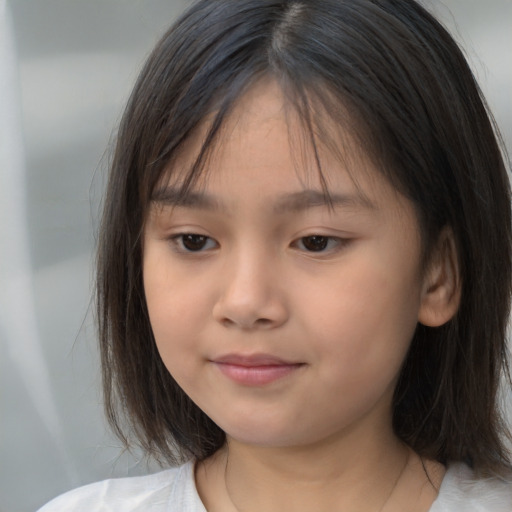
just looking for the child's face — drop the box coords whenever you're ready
[143,79,428,449]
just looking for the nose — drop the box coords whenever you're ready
[212,249,288,330]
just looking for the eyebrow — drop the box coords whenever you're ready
[150,187,376,213]
[272,189,376,213]
[151,188,223,211]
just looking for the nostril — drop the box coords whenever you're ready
[220,317,235,328]
[255,318,273,327]
[219,316,274,329]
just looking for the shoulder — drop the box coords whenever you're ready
[431,463,512,512]
[37,461,206,512]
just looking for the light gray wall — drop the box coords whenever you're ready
[1,1,510,511]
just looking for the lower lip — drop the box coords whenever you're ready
[214,363,303,386]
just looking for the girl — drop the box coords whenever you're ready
[40,0,512,510]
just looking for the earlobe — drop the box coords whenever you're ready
[418,227,461,327]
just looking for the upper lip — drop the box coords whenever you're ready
[212,353,300,367]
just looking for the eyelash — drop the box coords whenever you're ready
[171,234,218,252]
[170,233,347,254]
[292,235,344,253]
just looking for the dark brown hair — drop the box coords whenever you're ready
[97,0,512,475]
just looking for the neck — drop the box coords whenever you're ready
[195,420,443,512]
[227,427,406,512]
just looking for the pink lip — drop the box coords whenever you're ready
[212,354,304,386]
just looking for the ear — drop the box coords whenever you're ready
[418,227,461,327]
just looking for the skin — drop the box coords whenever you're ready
[143,79,458,512]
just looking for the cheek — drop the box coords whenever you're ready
[144,244,211,323]
[145,287,208,397]
[301,254,421,383]
[143,250,206,366]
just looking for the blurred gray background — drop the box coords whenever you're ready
[0,1,510,511]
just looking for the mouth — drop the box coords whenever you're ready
[211,354,305,386]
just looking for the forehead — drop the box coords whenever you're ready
[157,77,397,209]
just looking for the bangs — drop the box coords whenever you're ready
[143,74,383,225]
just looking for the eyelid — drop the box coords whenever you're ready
[291,234,351,254]
[169,233,219,253]
[163,228,353,256]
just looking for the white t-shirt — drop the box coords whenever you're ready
[38,461,512,511]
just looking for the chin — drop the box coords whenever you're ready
[213,417,299,448]
[220,419,332,449]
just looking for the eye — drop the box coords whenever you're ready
[172,234,217,252]
[295,235,342,252]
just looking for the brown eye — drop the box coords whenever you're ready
[300,235,330,252]
[177,234,214,252]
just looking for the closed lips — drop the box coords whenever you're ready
[212,354,305,385]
